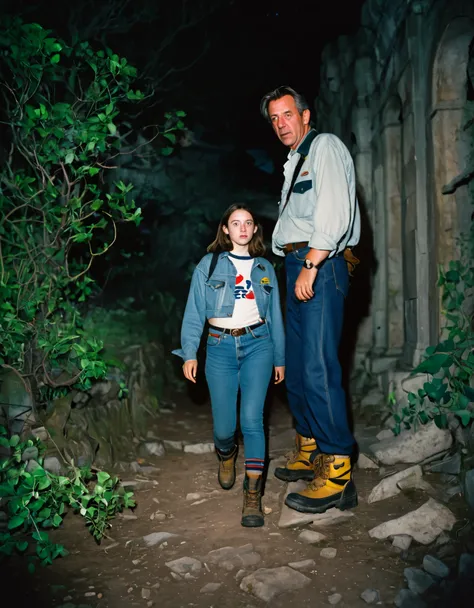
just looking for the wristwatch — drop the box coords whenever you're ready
[303,258,324,270]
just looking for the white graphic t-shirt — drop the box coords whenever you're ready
[212,253,261,330]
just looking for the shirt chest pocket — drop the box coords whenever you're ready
[289,179,313,218]
[205,279,226,309]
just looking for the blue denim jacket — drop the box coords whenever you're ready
[172,252,285,366]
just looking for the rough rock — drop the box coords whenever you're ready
[425,452,461,475]
[369,498,456,545]
[360,588,380,604]
[200,583,222,593]
[21,446,39,461]
[357,453,379,470]
[464,469,474,513]
[404,567,436,595]
[278,481,354,527]
[370,421,452,465]
[288,559,316,570]
[204,544,261,571]
[165,556,202,575]
[368,465,423,503]
[163,439,184,451]
[138,441,165,458]
[422,555,449,578]
[394,588,427,608]
[43,456,62,474]
[328,593,342,605]
[143,532,178,547]
[392,535,413,551]
[458,553,474,579]
[376,429,394,441]
[183,442,215,455]
[240,566,310,602]
[297,530,326,544]
[186,493,201,501]
[30,426,49,442]
[320,548,337,559]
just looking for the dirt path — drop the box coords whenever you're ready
[3,395,471,607]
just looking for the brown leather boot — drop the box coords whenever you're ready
[216,445,238,490]
[241,474,264,527]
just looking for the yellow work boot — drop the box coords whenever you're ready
[274,433,317,482]
[285,454,358,513]
[216,445,238,490]
[241,474,264,527]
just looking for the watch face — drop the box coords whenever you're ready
[304,259,313,269]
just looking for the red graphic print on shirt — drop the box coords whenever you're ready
[234,276,255,300]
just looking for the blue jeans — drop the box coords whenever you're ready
[285,246,354,455]
[205,323,274,461]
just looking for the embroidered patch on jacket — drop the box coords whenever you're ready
[300,170,309,176]
[260,277,270,285]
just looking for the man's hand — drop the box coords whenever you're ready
[295,266,317,301]
[182,359,198,383]
[274,366,285,384]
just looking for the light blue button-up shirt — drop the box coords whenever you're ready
[272,131,360,257]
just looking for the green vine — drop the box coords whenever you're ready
[0,425,135,570]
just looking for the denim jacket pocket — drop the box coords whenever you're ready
[205,279,226,309]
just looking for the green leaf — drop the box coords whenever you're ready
[161,147,173,156]
[414,354,452,375]
[9,435,20,447]
[65,152,74,165]
[52,513,62,527]
[164,132,176,144]
[7,515,25,530]
[107,122,117,135]
[50,53,60,64]
[454,410,472,426]
[175,110,186,117]
[89,167,100,177]
[28,562,35,574]
[32,530,49,542]
[16,540,28,552]
[97,471,111,485]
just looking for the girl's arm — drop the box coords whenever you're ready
[172,265,207,363]
[267,265,285,368]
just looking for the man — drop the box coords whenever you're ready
[260,86,360,514]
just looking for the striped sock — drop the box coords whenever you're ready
[245,458,264,476]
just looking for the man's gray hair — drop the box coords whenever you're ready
[260,86,310,122]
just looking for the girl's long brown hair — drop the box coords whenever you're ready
[207,204,266,257]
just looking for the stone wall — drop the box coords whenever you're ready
[315,0,474,396]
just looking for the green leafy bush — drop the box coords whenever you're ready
[393,206,474,434]
[0,424,134,569]
[0,18,183,405]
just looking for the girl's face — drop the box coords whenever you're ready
[222,210,257,249]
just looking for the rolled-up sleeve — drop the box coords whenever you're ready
[308,135,352,252]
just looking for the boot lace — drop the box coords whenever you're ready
[306,454,334,491]
[244,490,260,510]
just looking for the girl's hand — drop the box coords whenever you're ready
[183,359,198,383]
[274,366,285,384]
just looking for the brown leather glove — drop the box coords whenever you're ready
[344,247,360,276]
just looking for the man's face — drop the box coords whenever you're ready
[268,95,310,150]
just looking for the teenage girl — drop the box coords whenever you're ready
[173,204,285,527]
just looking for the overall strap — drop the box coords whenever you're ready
[280,129,318,216]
